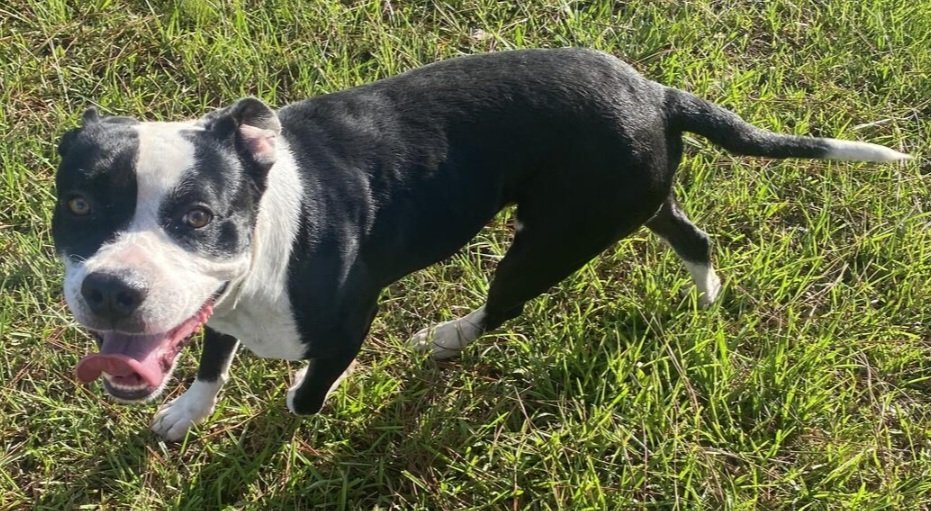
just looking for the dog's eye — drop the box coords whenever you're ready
[182,207,213,229]
[66,196,91,216]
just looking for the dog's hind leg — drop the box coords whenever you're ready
[151,328,239,441]
[646,196,721,306]
[411,192,659,360]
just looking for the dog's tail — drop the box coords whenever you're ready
[664,88,910,162]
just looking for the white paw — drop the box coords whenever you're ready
[151,380,219,441]
[409,307,486,360]
[683,262,721,308]
[699,270,722,308]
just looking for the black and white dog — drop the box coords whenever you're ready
[53,49,909,440]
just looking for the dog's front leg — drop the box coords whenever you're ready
[151,327,239,441]
[286,348,358,416]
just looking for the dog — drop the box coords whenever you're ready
[52,48,910,440]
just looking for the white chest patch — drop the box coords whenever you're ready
[208,138,307,361]
[207,302,305,360]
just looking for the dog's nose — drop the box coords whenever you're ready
[81,272,147,321]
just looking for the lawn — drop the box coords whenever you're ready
[1,0,930,509]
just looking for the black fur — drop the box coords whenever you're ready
[196,328,238,382]
[271,49,837,413]
[163,131,259,258]
[664,88,830,158]
[53,116,140,261]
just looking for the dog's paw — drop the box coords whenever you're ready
[408,309,485,360]
[286,363,353,416]
[698,270,722,308]
[684,262,721,308]
[409,320,467,360]
[151,380,219,441]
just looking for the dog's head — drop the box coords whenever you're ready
[53,98,280,402]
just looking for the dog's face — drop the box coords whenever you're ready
[53,98,281,402]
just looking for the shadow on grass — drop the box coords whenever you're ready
[173,406,303,509]
[169,359,459,510]
[188,305,679,508]
[246,359,491,510]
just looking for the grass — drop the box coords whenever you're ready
[1,0,930,508]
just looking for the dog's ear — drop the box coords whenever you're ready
[58,107,102,157]
[81,107,100,125]
[204,97,281,175]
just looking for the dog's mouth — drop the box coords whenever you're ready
[74,301,215,402]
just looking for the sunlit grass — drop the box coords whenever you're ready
[1,0,929,509]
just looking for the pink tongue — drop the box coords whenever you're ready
[74,332,167,387]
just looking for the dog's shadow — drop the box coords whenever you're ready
[172,303,685,508]
[171,357,469,509]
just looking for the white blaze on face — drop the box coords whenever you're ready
[63,122,250,334]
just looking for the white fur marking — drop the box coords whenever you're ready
[409,306,487,360]
[207,138,306,360]
[151,378,222,441]
[285,366,307,414]
[683,260,721,307]
[824,139,911,162]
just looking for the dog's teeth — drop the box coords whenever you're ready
[102,372,148,391]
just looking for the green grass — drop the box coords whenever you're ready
[2,0,930,509]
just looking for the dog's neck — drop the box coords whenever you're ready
[214,137,304,314]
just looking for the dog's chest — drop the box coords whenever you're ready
[207,297,306,360]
